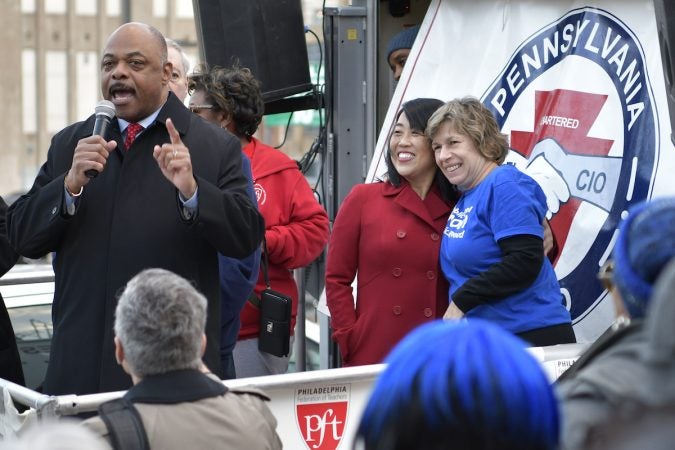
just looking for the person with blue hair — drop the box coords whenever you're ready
[610,197,675,318]
[556,196,675,450]
[356,319,560,450]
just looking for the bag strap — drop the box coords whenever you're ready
[98,398,150,450]
[247,238,272,309]
[261,237,271,289]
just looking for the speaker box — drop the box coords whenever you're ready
[193,0,313,103]
[653,0,675,145]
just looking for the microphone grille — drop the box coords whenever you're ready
[95,100,116,118]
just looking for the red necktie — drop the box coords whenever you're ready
[124,123,143,151]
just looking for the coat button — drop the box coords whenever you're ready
[396,230,406,238]
[393,305,402,315]
[51,206,57,215]
[392,267,402,277]
[426,271,435,280]
[423,308,433,317]
[431,232,440,241]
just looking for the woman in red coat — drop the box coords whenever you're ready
[326,98,458,366]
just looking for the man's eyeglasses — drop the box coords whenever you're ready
[188,105,215,114]
[597,259,615,291]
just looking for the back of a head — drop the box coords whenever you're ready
[115,268,207,377]
[612,197,675,318]
[356,320,559,450]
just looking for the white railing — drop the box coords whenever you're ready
[0,343,586,448]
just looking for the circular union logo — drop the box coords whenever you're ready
[482,7,659,321]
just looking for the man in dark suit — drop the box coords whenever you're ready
[7,22,264,395]
[0,195,24,386]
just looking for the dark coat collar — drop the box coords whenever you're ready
[155,91,192,137]
[124,369,227,404]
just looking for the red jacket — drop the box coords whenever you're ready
[238,138,330,339]
[325,180,454,366]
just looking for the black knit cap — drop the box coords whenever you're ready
[386,25,420,61]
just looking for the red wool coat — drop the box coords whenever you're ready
[326,180,454,366]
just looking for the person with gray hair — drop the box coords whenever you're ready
[82,269,282,449]
[114,268,207,377]
[165,38,190,102]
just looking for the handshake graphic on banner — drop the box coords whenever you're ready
[508,138,623,219]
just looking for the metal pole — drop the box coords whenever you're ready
[121,0,131,23]
[0,379,56,416]
[293,268,307,372]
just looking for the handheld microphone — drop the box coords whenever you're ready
[85,100,116,178]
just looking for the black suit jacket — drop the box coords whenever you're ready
[0,196,24,386]
[7,92,264,395]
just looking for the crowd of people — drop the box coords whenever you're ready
[0,20,674,449]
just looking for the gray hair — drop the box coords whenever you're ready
[114,268,207,377]
[165,38,190,75]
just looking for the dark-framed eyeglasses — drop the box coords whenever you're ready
[188,104,215,114]
[597,259,615,291]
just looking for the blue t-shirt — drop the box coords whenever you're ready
[440,164,570,334]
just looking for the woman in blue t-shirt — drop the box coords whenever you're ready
[428,97,574,346]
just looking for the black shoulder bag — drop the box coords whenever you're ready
[250,239,292,357]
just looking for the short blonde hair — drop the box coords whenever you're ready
[426,97,509,164]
